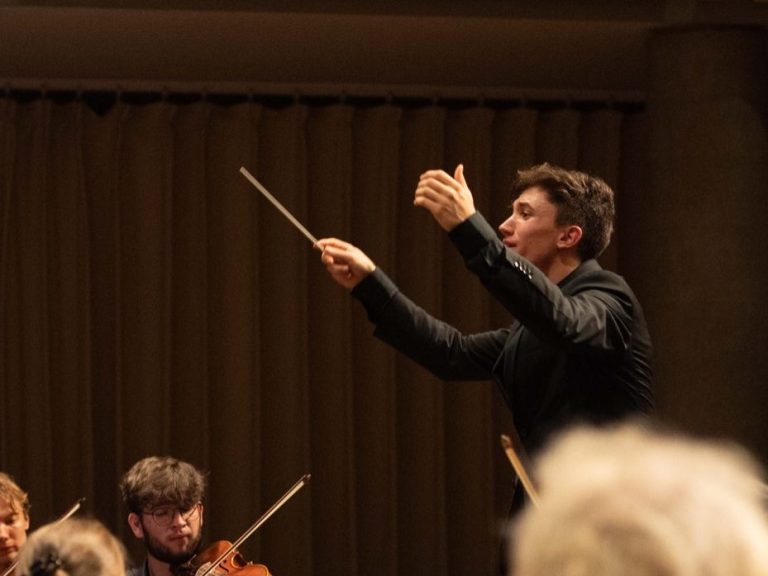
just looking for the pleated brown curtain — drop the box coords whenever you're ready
[349,106,401,576]
[257,104,313,576]
[0,95,643,576]
[441,108,496,576]
[306,105,357,575]
[394,107,447,576]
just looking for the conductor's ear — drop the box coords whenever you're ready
[557,225,582,250]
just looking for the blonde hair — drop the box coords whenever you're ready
[512,422,768,576]
[17,519,125,576]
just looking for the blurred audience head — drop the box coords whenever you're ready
[17,518,125,576]
[511,422,768,576]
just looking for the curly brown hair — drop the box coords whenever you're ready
[119,457,206,514]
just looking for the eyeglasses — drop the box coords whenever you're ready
[142,502,201,527]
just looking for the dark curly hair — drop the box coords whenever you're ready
[119,456,206,514]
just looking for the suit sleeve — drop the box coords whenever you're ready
[351,268,508,381]
[448,212,635,354]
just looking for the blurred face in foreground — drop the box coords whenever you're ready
[0,497,29,575]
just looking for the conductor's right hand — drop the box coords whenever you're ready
[316,238,376,291]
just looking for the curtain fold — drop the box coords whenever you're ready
[535,108,580,167]
[442,107,496,576]
[169,101,211,466]
[0,98,13,466]
[82,101,124,529]
[306,104,357,576]
[349,105,401,576]
[10,100,54,504]
[117,102,175,463]
[204,102,260,551]
[47,100,92,510]
[0,95,645,576]
[256,104,313,576]
[395,107,448,576]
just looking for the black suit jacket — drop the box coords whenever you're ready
[352,212,654,454]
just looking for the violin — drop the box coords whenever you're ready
[173,474,310,576]
[173,541,270,576]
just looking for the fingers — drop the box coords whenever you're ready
[326,261,353,278]
[318,241,352,265]
[414,171,462,215]
[315,237,351,251]
[414,181,446,202]
[418,170,458,195]
[419,169,455,185]
[415,177,458,205]
[321,252,346,270]
[416,166,468,203]
[317,238,375,270]
[316,237,375,290]
[317,238,357,266]
[413,165,475,231]
[454,163,466,185]
[318,242,355,286]
[412,188,442,213]
[419,165,468,187]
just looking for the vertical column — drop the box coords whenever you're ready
[639,25,768,458]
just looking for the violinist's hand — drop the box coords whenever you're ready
[316,238,376,291]
[414,164,476,231]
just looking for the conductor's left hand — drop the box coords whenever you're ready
[414,164,476,231]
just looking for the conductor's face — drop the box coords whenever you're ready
[498,186,566,275]
[128,502,204,565]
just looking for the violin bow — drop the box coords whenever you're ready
[197,474,311,576]
[0,497,85,576]
[500,432,541,508]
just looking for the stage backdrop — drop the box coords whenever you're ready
[0,94,644,576]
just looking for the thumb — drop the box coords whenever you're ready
[454,164,467,186]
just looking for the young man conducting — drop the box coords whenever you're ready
[318,162,654,471]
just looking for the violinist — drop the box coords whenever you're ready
[0,473,30,576]
[120,457,206,576]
